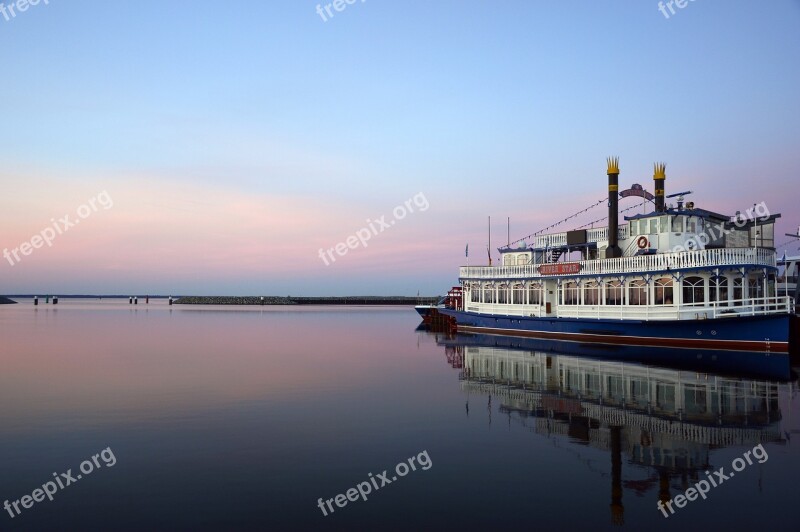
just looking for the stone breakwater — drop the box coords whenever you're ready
[174,296,439,306]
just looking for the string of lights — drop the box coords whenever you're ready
[506,198,606,248]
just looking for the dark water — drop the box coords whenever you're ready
[1,300,798,530]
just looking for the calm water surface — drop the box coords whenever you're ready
[1,299,798,530]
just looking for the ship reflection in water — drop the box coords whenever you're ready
[434,331,795,526]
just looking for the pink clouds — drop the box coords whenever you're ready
[0,168,459,292]
[2,158,797,295]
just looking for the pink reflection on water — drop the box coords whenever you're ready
[0,300,425,430]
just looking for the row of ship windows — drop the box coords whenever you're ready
[471,359,771,413]
[503,254,532,266]
[467,275,770,306]
[628,215,699,236]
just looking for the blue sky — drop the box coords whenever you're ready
[1,1,799,295]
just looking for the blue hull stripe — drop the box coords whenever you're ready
[438,309,790,353]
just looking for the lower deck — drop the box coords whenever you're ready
[461,268,793,321]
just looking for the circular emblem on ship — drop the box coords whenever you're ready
[637,236,649,249]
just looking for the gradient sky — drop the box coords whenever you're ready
[1,0,799,295]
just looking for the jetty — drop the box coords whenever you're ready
[174,296,439,306]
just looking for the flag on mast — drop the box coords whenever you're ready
[465,243,469,257]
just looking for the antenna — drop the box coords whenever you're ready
[666,190,693,198]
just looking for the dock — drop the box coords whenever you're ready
[174,296,440,306]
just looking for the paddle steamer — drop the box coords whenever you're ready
[438,159,794,353]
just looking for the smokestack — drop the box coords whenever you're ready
[654,162,666,213]
[606,157,621,258]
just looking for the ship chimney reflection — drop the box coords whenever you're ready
[440,337,787,526]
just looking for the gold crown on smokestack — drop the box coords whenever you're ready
[607,156,619,174]
[654,162,666,180]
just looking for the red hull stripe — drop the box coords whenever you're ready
[457,325,789,354]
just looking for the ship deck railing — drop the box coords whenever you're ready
[463,295,793,321]
[458,381,781,447]
[503,226,629,251]
[462,247,776,280]
[556,295,793,321]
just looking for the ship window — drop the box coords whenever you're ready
[660,216,669,233]
[529,283,543,305]
[748,277,763,300]
[687,218,697,233]
[763,224,775,248]
[751,223,775,248]
[654,277,673,305]
[713,223,724,241]
[630,220,639,237]
[471,285,480,303]
[657,384,676,410]
[503,254,514,266]
[672,216,684,232]
[483,284,495,304]
[682,276,705,305]
[512,284,525,304]
[498,284,509,304]
[649,218,659,234]
[561,282,579,305]
[607,376,625,400]
[628,279,648,305]
[605,280,623,305]
[684,386,708,415]
[516,254,528,265]
[583,281,600,305]
[733,278,744,306]
[710,277,729,305]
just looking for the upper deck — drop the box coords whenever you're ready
[498,201,779,265]
[461,247,776,280]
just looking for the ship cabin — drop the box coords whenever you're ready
[459,164,793,322]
